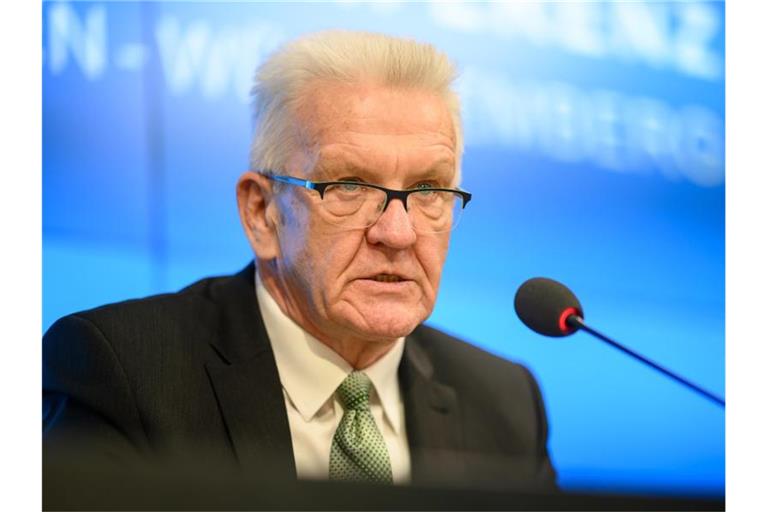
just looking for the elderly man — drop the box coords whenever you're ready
[43,31,556,492]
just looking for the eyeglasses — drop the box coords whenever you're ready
[263,173,472,233]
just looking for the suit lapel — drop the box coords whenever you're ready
[400,332,467,486]
[204,264,295,479]
[201,264,466,484]
[205,352,294,478]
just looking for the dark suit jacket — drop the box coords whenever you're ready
[43,264,556,492]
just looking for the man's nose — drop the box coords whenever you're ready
[365,198,418,249]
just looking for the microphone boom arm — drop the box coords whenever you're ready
[566,315,725,408]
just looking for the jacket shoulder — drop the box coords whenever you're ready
[42,269,256,396]
[43,269,253,345]
[410,323,536,384]
[57,274,225,328]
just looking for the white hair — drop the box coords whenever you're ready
[249,30,464,184]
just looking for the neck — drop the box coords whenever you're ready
[257,263,398,369]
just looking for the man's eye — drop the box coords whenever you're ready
[334,177,365,190]
[413,182,437,194]
[340,182,362,192]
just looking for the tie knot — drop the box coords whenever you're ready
[336,372,372,411]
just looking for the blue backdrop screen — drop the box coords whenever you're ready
[43,1,725,496]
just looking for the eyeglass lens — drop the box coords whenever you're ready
[319,183,463,233]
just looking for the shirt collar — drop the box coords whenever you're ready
[255,270,405,434]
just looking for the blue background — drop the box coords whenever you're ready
[43,1,724,496]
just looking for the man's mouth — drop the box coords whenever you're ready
[372,274,404,283]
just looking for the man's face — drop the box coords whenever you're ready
[270,82,457,344]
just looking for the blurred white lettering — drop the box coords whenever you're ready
[155,18,211,95]
[430,0,722,80]
[47,2,106,79]
[674,2,722,80]
[458,69,724,187]
[155,16,283,101]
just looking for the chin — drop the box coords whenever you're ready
[343,304,427,341]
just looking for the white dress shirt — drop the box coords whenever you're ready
[255,274,411,483]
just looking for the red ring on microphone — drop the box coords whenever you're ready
[558,307,580,334]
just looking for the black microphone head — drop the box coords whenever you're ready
[514,277,583,337]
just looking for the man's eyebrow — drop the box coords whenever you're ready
[417,162,455,183]
[313,162,378,181]
[313,159,456,184]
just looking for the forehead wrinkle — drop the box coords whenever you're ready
[318,140,454,162]
[302,92,456,145]
[316,144,454,180]
[320,127,455,148]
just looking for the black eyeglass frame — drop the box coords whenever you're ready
[262,173,472,212]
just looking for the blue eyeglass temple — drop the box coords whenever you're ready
[269,175,315,189]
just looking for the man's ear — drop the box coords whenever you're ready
[236,171,280,259]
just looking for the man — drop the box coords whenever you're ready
[44,31,556,494]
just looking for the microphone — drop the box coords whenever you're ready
[514,277,725,408]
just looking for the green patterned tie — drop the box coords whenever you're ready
[329,371,393,483]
